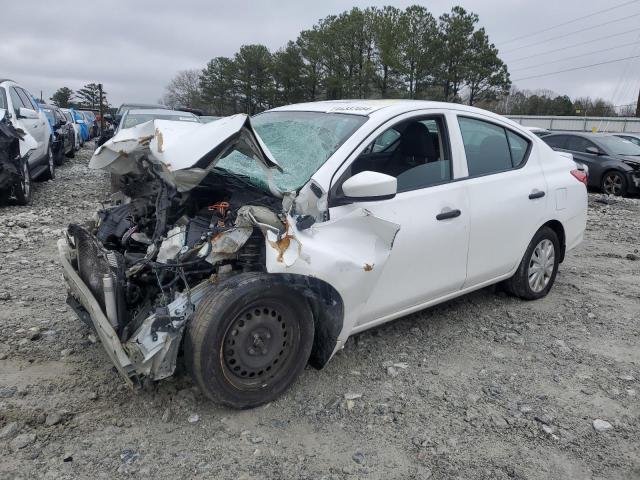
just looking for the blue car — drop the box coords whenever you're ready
[70,108,90,142]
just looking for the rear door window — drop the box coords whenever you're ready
[458,117,530,176]
[542,135,568,149]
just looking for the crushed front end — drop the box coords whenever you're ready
[58,116,289,385]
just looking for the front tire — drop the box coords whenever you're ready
[185,274,314,409]
[503,226,560,300]
[14,157,32,206]
[601,170,627,196]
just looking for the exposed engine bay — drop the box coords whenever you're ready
[66,164,298,380]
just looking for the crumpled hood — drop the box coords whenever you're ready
[90,114,280,191]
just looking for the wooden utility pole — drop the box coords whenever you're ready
[98,83,104,133]
[636,88,640,117]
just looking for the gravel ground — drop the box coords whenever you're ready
[0,145,638,480]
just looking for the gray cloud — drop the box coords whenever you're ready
[3,0,639,108]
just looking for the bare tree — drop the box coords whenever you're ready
[162,69,203,109]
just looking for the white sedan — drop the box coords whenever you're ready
[59,100,587,408]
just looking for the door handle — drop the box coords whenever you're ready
[436,209,461,220]
[529,190,545,199]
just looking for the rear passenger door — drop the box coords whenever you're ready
[456,115,548,287]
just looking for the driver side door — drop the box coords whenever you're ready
[329,111,470,327]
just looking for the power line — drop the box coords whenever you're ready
[512,55,640,82]
[502,12,640,54]
[506,27,640,63]
[498,0,639,45]
[510,41,640,73]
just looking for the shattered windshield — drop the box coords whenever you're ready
[215,111,367,192]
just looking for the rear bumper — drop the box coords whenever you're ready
[57,238,137,386]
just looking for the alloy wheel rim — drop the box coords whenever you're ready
[528,239,555,293]
[603,174,622,195]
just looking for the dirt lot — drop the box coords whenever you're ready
[0,145,638,480]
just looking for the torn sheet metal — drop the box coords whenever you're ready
[265,208,400,344]
[124,279,213,379]
[89,114,280,191]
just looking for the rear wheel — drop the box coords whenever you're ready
[503,226,559,300]
[185,274,314,409]
[14,158,32,206]
[601,171,627,196]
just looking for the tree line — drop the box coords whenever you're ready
[494,88,626,117]
[163,5,511,115]
[49,83,110,111]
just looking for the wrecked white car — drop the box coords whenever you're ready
[59,100,587,408]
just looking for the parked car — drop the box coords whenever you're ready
[114,103,169,127]
[61,108,83,149]
[0,79,55,203]
[59,100,587,408]
[524,126,552,137]
[542,132,640,196]
[78,110,97,138]
[0,108,33,204]
[614,133,640,147]
[116,108,200,134]
[41,104,75,163]
[70,108,90,143]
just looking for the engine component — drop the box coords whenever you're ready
[156,226,187,264]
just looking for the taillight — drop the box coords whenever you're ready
[571,169,588,186]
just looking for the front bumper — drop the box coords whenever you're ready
[58,238,137,386]
[626,171,640,194]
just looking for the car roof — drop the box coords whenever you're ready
[544,131,620,138]
[120,103,168,109]
[126,109,196,116]
[268,99,525,131]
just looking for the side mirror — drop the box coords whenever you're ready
[18,107,39,120]
[585,146,602,155]
[342,171,397,200]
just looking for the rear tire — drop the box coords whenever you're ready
[14,157,32,206]
[503,226,559,300]
[185,273,314,409]
[601,170,627,196]
[40,146,55,181]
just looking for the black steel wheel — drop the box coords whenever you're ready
[601,171,627,196]
[222,301,299,389]
[185,273,314,409]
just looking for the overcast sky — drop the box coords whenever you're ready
[2,0,639,109]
